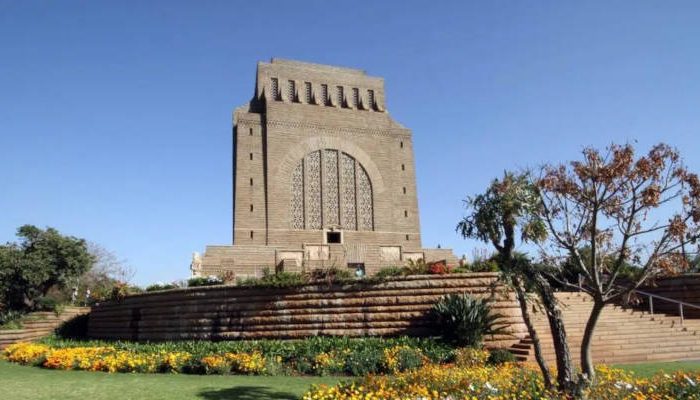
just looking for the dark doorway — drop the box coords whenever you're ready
[326,231,341,244]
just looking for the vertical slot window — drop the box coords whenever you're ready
[304,82,312,104]
[321,84,329,105]
[367,89,375,110]
[352,88,359,108]
[288,80,296,102]
[336,86,344,107]
[271,78,279,100]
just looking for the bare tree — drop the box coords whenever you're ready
[70,243,135,302]
[536,143,700,380]
[87,242,135,284]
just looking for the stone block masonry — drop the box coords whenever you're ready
[88,273,526,348]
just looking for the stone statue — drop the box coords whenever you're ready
[190,252,203,277]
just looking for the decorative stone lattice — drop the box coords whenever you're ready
[305,150,322,229]
[323,150,340,225]
[291,149,373,231]
[340,152,357,230]
[357,164,374,230]
[290,163,304,229]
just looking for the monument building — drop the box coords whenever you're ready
[192,59,456,278]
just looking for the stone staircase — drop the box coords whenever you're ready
[0,307,89,349]
[509,292,700,364]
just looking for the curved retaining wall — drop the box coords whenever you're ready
[88,273,526,347]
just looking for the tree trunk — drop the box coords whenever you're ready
[514,278,553,389]
[534,274,576,393]
[581,298,605,381]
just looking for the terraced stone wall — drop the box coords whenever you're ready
[88,273,526,347]
[0,307,89,349]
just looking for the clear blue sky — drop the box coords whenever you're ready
[2,1,699,285]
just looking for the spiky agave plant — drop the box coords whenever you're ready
[431,293,508,347]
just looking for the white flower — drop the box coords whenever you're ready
[685,375,696,387]
[484,382,498,393]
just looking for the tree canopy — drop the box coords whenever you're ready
[0,225,94,311]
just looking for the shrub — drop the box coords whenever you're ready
[33,297,59,312]
[428,261,450,275]
[432,293,507,347]
[200,355,230,374]
[226,351,267,374]
[237,269,309,288]
[312,352,345,376]
[109,282,129,302]
[405,259,429,275]
[487,348,516,365]
[453,347,489,367]
[309,267,353,283]
[468,258,501,272]
[344,348,383,376]
[187,276,223,287]
[0,309,25,330]
[383,346,423,373]
[375,266,405,278]
[145,282,179,292]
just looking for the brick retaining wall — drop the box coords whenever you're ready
[88,273,526,347]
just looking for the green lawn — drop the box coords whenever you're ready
[614,361,700,377]
[0,361,343,400]
[4,359,700,400]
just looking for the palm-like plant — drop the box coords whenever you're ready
[432,293,508,347]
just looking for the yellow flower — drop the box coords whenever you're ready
[3,343,50,365]
[225,351,266,374]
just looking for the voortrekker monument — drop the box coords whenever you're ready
[192,59,457,279]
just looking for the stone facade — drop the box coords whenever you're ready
[195,59,456,278]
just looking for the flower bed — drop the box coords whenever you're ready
[2,336,455,376]
[302,363,700,400]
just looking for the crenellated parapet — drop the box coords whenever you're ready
[255,58,386,112]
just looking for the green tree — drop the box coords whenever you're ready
[0,225,94,311]
[457,172,576,390]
